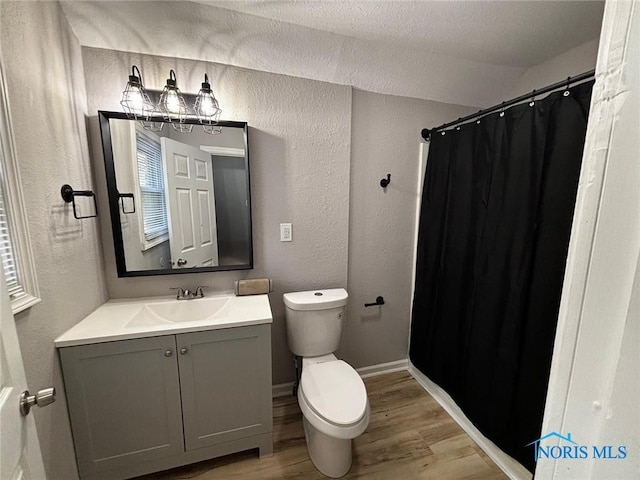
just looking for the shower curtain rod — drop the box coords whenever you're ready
[421,69,595,141]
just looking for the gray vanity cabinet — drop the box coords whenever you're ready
[59,325,272,480]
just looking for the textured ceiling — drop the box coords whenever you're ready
[61,1,603,107]
[197,0,604,67]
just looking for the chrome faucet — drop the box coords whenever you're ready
[170,286,208,300]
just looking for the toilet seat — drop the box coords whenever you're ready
[301,360,368,426]
[298,360,370,440]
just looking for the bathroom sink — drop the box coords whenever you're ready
[126,297,230,327]
[55,294,273,347]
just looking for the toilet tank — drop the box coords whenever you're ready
[283,289,348,357]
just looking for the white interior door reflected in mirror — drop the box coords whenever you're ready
[161,137,219,268]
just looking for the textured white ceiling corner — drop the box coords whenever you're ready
[199,0,604,67]
[510,37,600,98]
[60,0,603,108]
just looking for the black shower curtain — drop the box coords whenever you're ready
[410,80,593,471]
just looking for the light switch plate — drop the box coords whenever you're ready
[280,223,292,242]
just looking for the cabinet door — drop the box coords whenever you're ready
[177,325,272,451]
[59,336,184,477]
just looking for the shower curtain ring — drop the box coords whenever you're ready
[563,77,572,96]
[499,101,505,117]
[529,89,536,107]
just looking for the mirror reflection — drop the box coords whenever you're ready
[100,113,252,276]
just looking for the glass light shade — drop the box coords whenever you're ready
[196,93,221,118]
[120,66,154,119]
[165,90,182,114]
[140,120,164,132]
[158,70,187,124]
[203,124,223,135]
[194,74,222,130]
[172,123,194,133]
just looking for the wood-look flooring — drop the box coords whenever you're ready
[138,371,507,480]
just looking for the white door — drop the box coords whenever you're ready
[0,267,47,480]
[161,138,219,269]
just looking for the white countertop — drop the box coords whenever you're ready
[55,293,273,348]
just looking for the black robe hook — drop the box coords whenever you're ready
[380,174,391,188]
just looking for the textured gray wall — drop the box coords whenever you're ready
[82,48,353,385]
[0,3,108,479]
[341,90,473,368]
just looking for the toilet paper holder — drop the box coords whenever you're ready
[364,296,385,307]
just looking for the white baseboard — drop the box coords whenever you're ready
[272,382,295,398]
[272,358,409,398]
[408,362,533,480]
[357,359,409,378]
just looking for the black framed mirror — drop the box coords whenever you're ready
[99,111,253,277]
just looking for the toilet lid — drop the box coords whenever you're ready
[300,360,368,426]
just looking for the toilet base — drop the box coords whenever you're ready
[303,416,352,478]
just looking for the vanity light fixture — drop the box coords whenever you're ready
[158,69,191,132]
[194,73,222,135]
[120,65,154,120]
[121,66,223,134]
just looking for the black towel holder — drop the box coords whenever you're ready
[61,184,98,219]
[118,192,135,214]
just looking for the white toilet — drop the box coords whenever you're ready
[283,288,370,478]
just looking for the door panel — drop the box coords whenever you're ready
[176,188,195,252]
[195,158,208,180]
[59,336,184,476]
[177,326,272,451]
[173,153,189,177]
[198,189,213,247]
